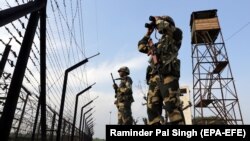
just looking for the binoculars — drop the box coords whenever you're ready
[145,16,156,29]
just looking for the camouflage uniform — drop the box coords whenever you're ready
[145,65,163,125]
[138,16,185,125]
[115,67,134,125]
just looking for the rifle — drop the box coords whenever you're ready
[147,39,168,99]
[110,73,118,97]
[147,38,162,80]
[147,38,158,65]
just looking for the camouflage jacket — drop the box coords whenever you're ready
[138,34,181,77]
[116,76,134,103]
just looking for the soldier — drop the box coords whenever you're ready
[138,16,185,125]
[113,66,134,125]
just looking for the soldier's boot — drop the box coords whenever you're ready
[162,84,185,125]
[148,115,163,125]
[163,100,185,125]
[151,122,161,125]
[167,119,185,125]
[118,118,123,125]
[160,109,168,125]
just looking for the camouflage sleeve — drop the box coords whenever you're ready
[138,35,150,54]
[118,77,132,95]
[124,79,132,93]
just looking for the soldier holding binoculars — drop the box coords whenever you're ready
[138,16,185,125]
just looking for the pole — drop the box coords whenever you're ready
[15,91,30,139]
[0,11,39,141]
[0,38,12,78]
[79,97,98,141]
[85,113,92,122]
[0,0,46,27]
[50,111,56,141]
[79,102,91,134]
[82,108,93,133]
[31,96,41,141]
[88,122,94,128]
[40,1,47,140]
[56,53,99,141]
[56,72,68,141]
[86,118,93,126]
[70,83,96,141]
[81,108,93,141]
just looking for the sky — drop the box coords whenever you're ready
[1,0,250,140]
[81,0,250,139]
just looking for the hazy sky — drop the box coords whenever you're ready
[1,0,250,140]
[81,0,250,139]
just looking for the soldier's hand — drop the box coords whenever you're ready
[113,84,118,90]
[146,28,154,36]
[154,16,161,21]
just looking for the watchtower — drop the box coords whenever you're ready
[190,9,243,124]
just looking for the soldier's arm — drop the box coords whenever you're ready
[138,35,150,54]
[138,28,154,53]
[118,79,132,94]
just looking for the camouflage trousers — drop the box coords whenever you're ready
[116,102,133,125]
[147,74,185,125]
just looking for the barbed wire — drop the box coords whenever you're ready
[0,0,92,138]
